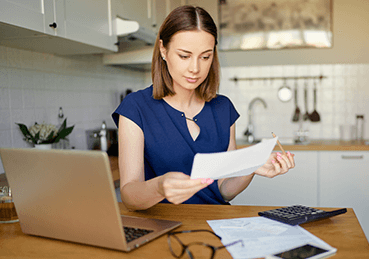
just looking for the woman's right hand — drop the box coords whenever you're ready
[157,172,213,204]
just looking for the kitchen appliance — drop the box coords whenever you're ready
[102,18,157,71]
[86,123,118,156]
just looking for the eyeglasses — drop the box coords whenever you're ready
[167,229,244,259]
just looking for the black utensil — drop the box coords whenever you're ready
[310,80,321,122]
[303,81,310,121]
[292,80,300,122]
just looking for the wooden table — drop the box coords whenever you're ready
[1,204,368,258]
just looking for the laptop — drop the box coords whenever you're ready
[0,148,181,252]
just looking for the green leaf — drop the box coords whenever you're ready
[54,125,74,143]
[57,118,67,134]
[46,130,55,141]
[34,131,40,143]
[16,123,36,144]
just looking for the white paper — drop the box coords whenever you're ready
[190,137,277,180]
[207,217,335,259]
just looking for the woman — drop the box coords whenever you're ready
[112,6,295,211]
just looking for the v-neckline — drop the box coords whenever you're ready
[162,99,205,142]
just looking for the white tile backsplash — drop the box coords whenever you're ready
[219,64,369,141]
[0,46,146,173]
[1,44,369,173]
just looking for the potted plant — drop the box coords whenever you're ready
[16,119,74,149]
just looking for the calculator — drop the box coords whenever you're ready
[258,205,347,226]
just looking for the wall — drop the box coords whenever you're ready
[219,63,369,141]
[0,45,145,174]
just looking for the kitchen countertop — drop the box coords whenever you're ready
[1,142,367,188]
[236,139,369,151]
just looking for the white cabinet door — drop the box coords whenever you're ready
[319,151,369,241]
[231,151,318,207]
[116,0,153,29]
[63,0,117,52]
[43,0,66,37]
[0,0,45,33]
[0,0,117,54]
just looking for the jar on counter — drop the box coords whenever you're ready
[0,187,19,223]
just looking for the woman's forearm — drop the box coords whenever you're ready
[120,177,165,211]
[218,173,255,202]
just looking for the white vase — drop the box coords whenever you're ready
[34,144,53,150]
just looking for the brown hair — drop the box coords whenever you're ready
[151,5,220,102]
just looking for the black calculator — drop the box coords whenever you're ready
[258,205,347,226]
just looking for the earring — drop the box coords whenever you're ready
[162,56,166,61]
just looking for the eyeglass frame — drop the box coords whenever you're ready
[167,229,244,259]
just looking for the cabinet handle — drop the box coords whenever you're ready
[49,22,57,29]
[341,155,364,159]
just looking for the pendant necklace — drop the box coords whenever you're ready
[181,113,197,122]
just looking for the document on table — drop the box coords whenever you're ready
[207,217,335,259]
[190,137,277,180]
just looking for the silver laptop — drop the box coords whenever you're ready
[0,148,181,252]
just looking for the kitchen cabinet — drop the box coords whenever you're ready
[115,0,181,35]
[62,0,116,52]
[231,151,319,207]
[116,0,155,31]
[318,151,369,241]
[0,0,46,33]
[0,0,117,54]
[115,0,218,35]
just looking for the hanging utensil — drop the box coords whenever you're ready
[278,78,292,102]
[292,80,300,122]
[303,80,310,121]
[310,80,321,122]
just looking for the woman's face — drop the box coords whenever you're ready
[160,30,215,94]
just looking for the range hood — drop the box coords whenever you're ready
[103,18,156,71]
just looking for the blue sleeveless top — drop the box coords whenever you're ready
[112,86,239,205]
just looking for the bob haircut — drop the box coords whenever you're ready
[151,5,220,102]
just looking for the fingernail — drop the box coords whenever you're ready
[287,151,291,156]
[271,160,276,163]
[277,152,282,156]
[206,178,214,185]
[201,178,207,184]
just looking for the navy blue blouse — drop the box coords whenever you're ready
[112,86,239,205]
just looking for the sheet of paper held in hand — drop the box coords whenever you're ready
[207,217,335,259]
[190,137,277,180]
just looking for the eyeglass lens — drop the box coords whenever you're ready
[169,235,214,259]
[168,235,183,257]
[185,244,214,259]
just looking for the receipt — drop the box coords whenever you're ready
[190,137,277,180]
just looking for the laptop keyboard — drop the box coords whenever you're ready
[124,226,153,243]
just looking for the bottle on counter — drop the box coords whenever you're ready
[100,121,108,152]
[356,115,365,141]
[54,107,70,149]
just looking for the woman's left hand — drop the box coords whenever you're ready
[254,151,295,178]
